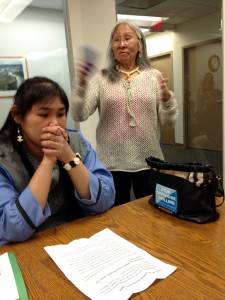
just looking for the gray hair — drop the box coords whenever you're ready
[102,20,151,82]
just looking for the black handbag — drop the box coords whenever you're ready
[145,156,224,223]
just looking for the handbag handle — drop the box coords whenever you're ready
[215,175,225,207]
[146,156,213,172]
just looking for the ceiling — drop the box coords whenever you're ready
[30,0,221,28]
[116,0,221,26]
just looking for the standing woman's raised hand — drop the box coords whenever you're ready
[159,73,171,102]
[76,60,94,87]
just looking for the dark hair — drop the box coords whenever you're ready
[0,76,69,149]
[102,20,151,82]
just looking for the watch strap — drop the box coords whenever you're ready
[63,153,81,171]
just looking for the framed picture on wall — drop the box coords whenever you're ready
[0,56,28,98]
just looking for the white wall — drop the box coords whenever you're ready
[0,6,74,128]
[145,11,221,144]
[65,0,117,148]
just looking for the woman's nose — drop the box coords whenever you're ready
[48,119,59,126]
[119,40,126,48]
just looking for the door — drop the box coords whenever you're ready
[184,40,222,151]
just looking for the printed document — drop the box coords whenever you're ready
[45,228,176,300]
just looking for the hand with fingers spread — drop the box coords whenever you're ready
[159,73,171,102]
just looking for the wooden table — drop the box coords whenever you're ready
[1,196,225,299]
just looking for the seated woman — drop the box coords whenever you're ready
[0,76,115,244]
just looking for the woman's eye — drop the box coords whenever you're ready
[58,113,66,117]
[39,114,48,118]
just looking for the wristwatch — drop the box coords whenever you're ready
[63,153,81,171]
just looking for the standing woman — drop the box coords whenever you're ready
[71,20,178,206]
[0,76,115,244]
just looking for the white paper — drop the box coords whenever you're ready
[45,228,176,300]
[0,253,19,300]
[78,44,101,66]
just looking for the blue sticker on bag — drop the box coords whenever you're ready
[155,183,178,213]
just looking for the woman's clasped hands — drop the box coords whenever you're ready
[41,123,71,164]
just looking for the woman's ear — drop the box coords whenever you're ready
[11,105,21,124]
[138,39,142,52]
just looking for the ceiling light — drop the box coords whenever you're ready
[117,0,167,10]
[117,14,168,22]
[140,28,150,33]
[117,14,168,29]
[0,0,32,23]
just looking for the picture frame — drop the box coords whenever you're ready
[0,56,28,98]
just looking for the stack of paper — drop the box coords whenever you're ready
[45,228,177,300]
[0,252,28,300]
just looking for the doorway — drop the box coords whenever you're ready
[184,39,222,151]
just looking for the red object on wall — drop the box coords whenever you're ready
[150,20,164,32]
